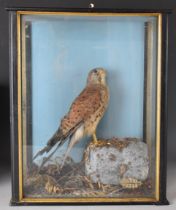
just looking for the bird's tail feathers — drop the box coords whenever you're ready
[33,128,64,161]
[47,129,64,148]
[33,121,83,161]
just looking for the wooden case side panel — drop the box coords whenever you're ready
[158,13,169,205]
[9,11,20,204]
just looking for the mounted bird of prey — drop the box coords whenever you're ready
[33,67,109,169]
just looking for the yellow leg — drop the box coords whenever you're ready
[92,132,98,144]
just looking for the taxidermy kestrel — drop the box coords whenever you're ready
[33,68,109,168]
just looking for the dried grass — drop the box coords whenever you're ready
[24,155,153,198]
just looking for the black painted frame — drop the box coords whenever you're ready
[8,5,169,206]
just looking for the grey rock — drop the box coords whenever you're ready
[84,138,149,185]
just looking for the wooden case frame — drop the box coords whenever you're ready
[8,6,169,206]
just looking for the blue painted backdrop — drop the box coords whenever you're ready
[26,15,157,162]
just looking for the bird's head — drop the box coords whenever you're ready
[87,68,107,86]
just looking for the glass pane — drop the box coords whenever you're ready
[21,13,158,199]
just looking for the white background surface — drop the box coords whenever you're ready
[0,163,175,209]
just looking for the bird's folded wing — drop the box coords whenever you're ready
[60,85,102,135]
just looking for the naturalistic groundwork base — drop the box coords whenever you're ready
[24,138,153,198]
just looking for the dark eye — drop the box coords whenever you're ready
[93,69,97,73]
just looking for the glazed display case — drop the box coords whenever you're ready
[8,3,169,205]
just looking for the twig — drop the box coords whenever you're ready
[56,161,85,182]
